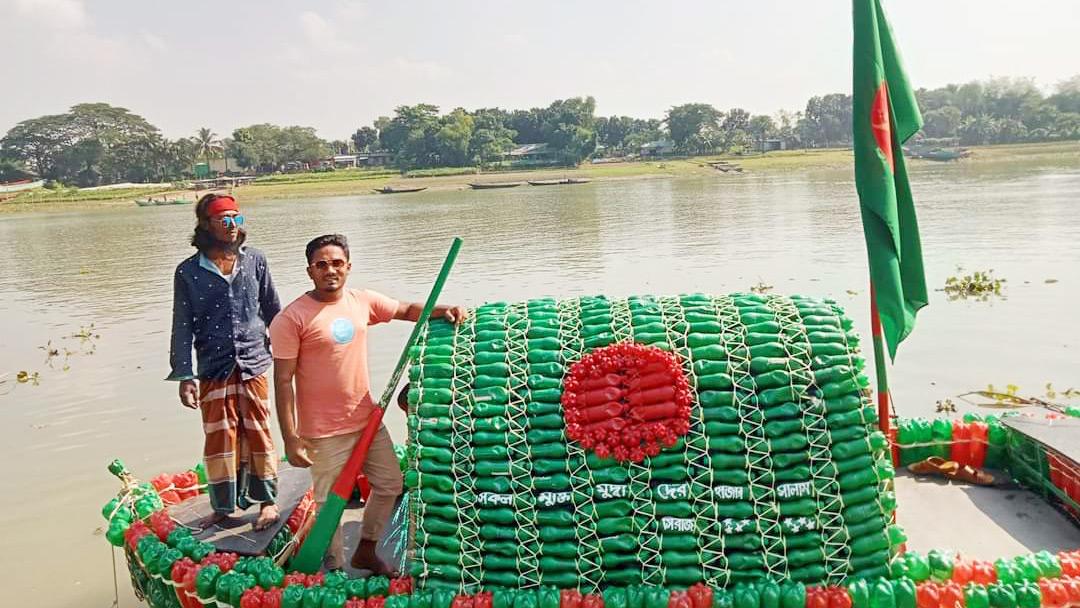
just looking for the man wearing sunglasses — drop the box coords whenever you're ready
[269,233,467,573]
[168,193,282,531]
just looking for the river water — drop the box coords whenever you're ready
[1,161,1078,606]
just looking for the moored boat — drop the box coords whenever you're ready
[903,145,971,162]
[469,182,522,189]
[528,178,592,186]
[374,186,428,194]
[135,198,190,207]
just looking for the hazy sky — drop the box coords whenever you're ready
[2,0,1078,140]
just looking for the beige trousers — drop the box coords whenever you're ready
[307,424,404,569]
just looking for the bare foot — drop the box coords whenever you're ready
[254,503,279,531]
[200,511,231,530]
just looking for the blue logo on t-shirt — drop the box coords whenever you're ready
[330,318,355,344]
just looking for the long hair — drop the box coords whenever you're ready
[191,193,246,253]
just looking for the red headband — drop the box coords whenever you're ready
[207,196,239,217]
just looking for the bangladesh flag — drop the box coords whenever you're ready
[853,0,928,360]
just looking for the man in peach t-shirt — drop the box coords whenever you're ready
[269,233,467,573]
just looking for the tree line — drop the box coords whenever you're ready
[2,75,1078,186]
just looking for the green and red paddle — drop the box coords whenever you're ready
[291,237,463,573]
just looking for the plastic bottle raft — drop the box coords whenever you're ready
[99,293,1080,608]
[103,449,1080,608]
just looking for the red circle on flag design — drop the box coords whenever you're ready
[562,342,693,463]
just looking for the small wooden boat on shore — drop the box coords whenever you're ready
[135,198,189,207]
[469,182,522,190]
[921,148,971,162]
[374,186,428,194]
[904,145,971,162]
[527,178,592,186]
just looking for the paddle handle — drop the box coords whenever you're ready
[376,237,463,409]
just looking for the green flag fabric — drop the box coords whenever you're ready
[852,0,928,360]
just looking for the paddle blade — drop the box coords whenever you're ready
[291,493,348,574]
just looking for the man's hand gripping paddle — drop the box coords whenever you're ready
[291,237,463,573]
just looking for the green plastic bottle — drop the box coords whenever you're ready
[928,549,955,581]
[906,552,932,582]
[870,579,897,608]
[893,578,917,608]
[282,585,306,608]
[732,585,759,608]
[964,584,990,608]
[987,583,1017,608]
[994,558,1019,585]
[1033,550,1063,578]
[1013,554,1041,582]
[848,580,871,608]
[1014,582,1042,608]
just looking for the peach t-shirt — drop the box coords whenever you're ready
[269,288,399,439]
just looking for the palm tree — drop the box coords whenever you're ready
[195,127,223,174]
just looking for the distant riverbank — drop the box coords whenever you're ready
[2,141,1076,215]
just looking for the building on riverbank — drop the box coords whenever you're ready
[506,143,556,166]
[640,139,675,157]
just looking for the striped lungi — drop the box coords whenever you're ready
[199,369,278,514]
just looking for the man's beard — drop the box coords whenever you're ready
[215,234,242,253]
[191,226,246,253]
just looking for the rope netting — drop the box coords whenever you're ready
[504,301,542,588]
[769,294,849,584]
[405,293,897,590]
[556,296,606,592]
[657,295,729,587]
[448,314,483,590]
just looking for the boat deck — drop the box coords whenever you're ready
[896,469,1080,557]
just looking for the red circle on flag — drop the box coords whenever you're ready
[562,342,693,463]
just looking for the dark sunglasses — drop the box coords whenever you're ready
[218,215,245,228]
[310,259,347,271]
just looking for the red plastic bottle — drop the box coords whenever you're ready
[668,591,693,608]
[561,590,583,608]
[688,584,713,608]
[240,588,264,608]
[970,561,997,585]
[939,583,965,608]
[807,588,829,608]
[1059,577,1080,605]
[916,583,941,608]
[1038,579,1067,608]
[952,560,973,585]
[968,422,988,469]
[827,587,853,608]
[951,422,971,467]
[1059,552,1080,576]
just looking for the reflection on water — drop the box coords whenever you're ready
[0,164,1078,606]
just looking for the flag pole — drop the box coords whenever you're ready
[869,282,892,438]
